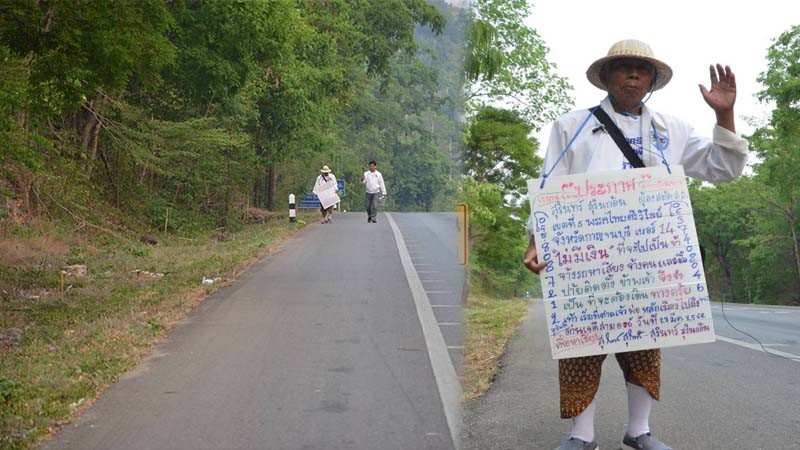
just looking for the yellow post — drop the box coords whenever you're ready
[456,203,469,265]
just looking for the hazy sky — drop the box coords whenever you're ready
[526,1,798,155]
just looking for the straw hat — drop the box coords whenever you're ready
[320,165,331,173]
[586,39,672,91]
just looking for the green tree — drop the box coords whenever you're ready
[334,48,454,212]
[464,0,571,127]
[253,0,446,210]
[1,0,174,153]
[462,178,535,296]
[465,106,540,201]
[749,24,800,301]
[459,1,572,296]
[0,0,455,225]
[690,178,755,302]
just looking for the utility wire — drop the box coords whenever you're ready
[718,297,800,362]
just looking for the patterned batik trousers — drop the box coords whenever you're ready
[558,349,661,418]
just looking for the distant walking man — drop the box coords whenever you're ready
[361,161,386,223]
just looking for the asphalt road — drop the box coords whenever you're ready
[464,300,800,450]
[710,302,800,357]
[44,211,463,450]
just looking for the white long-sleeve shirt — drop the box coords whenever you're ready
[541,96,748,182]
[363,170,386,195]
[528,96,748,236]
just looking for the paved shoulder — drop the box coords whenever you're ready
[388,212,466,368]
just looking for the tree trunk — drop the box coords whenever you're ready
[719,256,735,302]
[81,98,97,151]
[219,175,231,228]
[253,166,268,208]
[99,149,119,208]
[16,110,29,130]
[266,163,278,211]
[90,119,101,162]
[790,216,800,284]
[41,4,54,32]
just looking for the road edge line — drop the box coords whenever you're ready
[715,335,800,362]
[385,213,463,450]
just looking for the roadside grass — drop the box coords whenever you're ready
[0,211,313,450]
[462,284,529,400]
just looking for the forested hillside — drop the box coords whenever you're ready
[0,0,462,233]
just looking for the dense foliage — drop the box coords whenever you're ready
[0,0,462,232]
[460,0,570,296]
[464,0,571,127]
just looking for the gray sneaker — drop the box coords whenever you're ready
[622,432,673,450]
[554,437,598,450]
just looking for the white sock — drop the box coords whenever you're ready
[626,382,653,437]
[570,400,596,442]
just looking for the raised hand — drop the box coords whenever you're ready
[699,64,737,132]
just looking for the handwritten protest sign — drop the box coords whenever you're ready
[528,166,715,359]
[313,179,340,209]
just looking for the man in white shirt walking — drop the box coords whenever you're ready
[361,161,386,223]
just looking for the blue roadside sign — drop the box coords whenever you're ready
[299,193,320,208]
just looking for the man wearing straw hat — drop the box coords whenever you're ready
[523,39,748,450]
[314,165,339,224]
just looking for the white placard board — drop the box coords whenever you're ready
[314,179,340,209]
[528,166,715,359]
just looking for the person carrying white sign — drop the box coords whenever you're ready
[313,165,339,224]
[523,39,748,450]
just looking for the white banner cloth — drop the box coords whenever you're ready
[314,179,340,209]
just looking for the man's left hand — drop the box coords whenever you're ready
[699,64,737,132]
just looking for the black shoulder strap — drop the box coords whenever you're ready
[591,106,645,168]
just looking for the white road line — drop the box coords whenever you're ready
[715,335,800,362]
[713,305,797,314]
[386,213,462,449]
